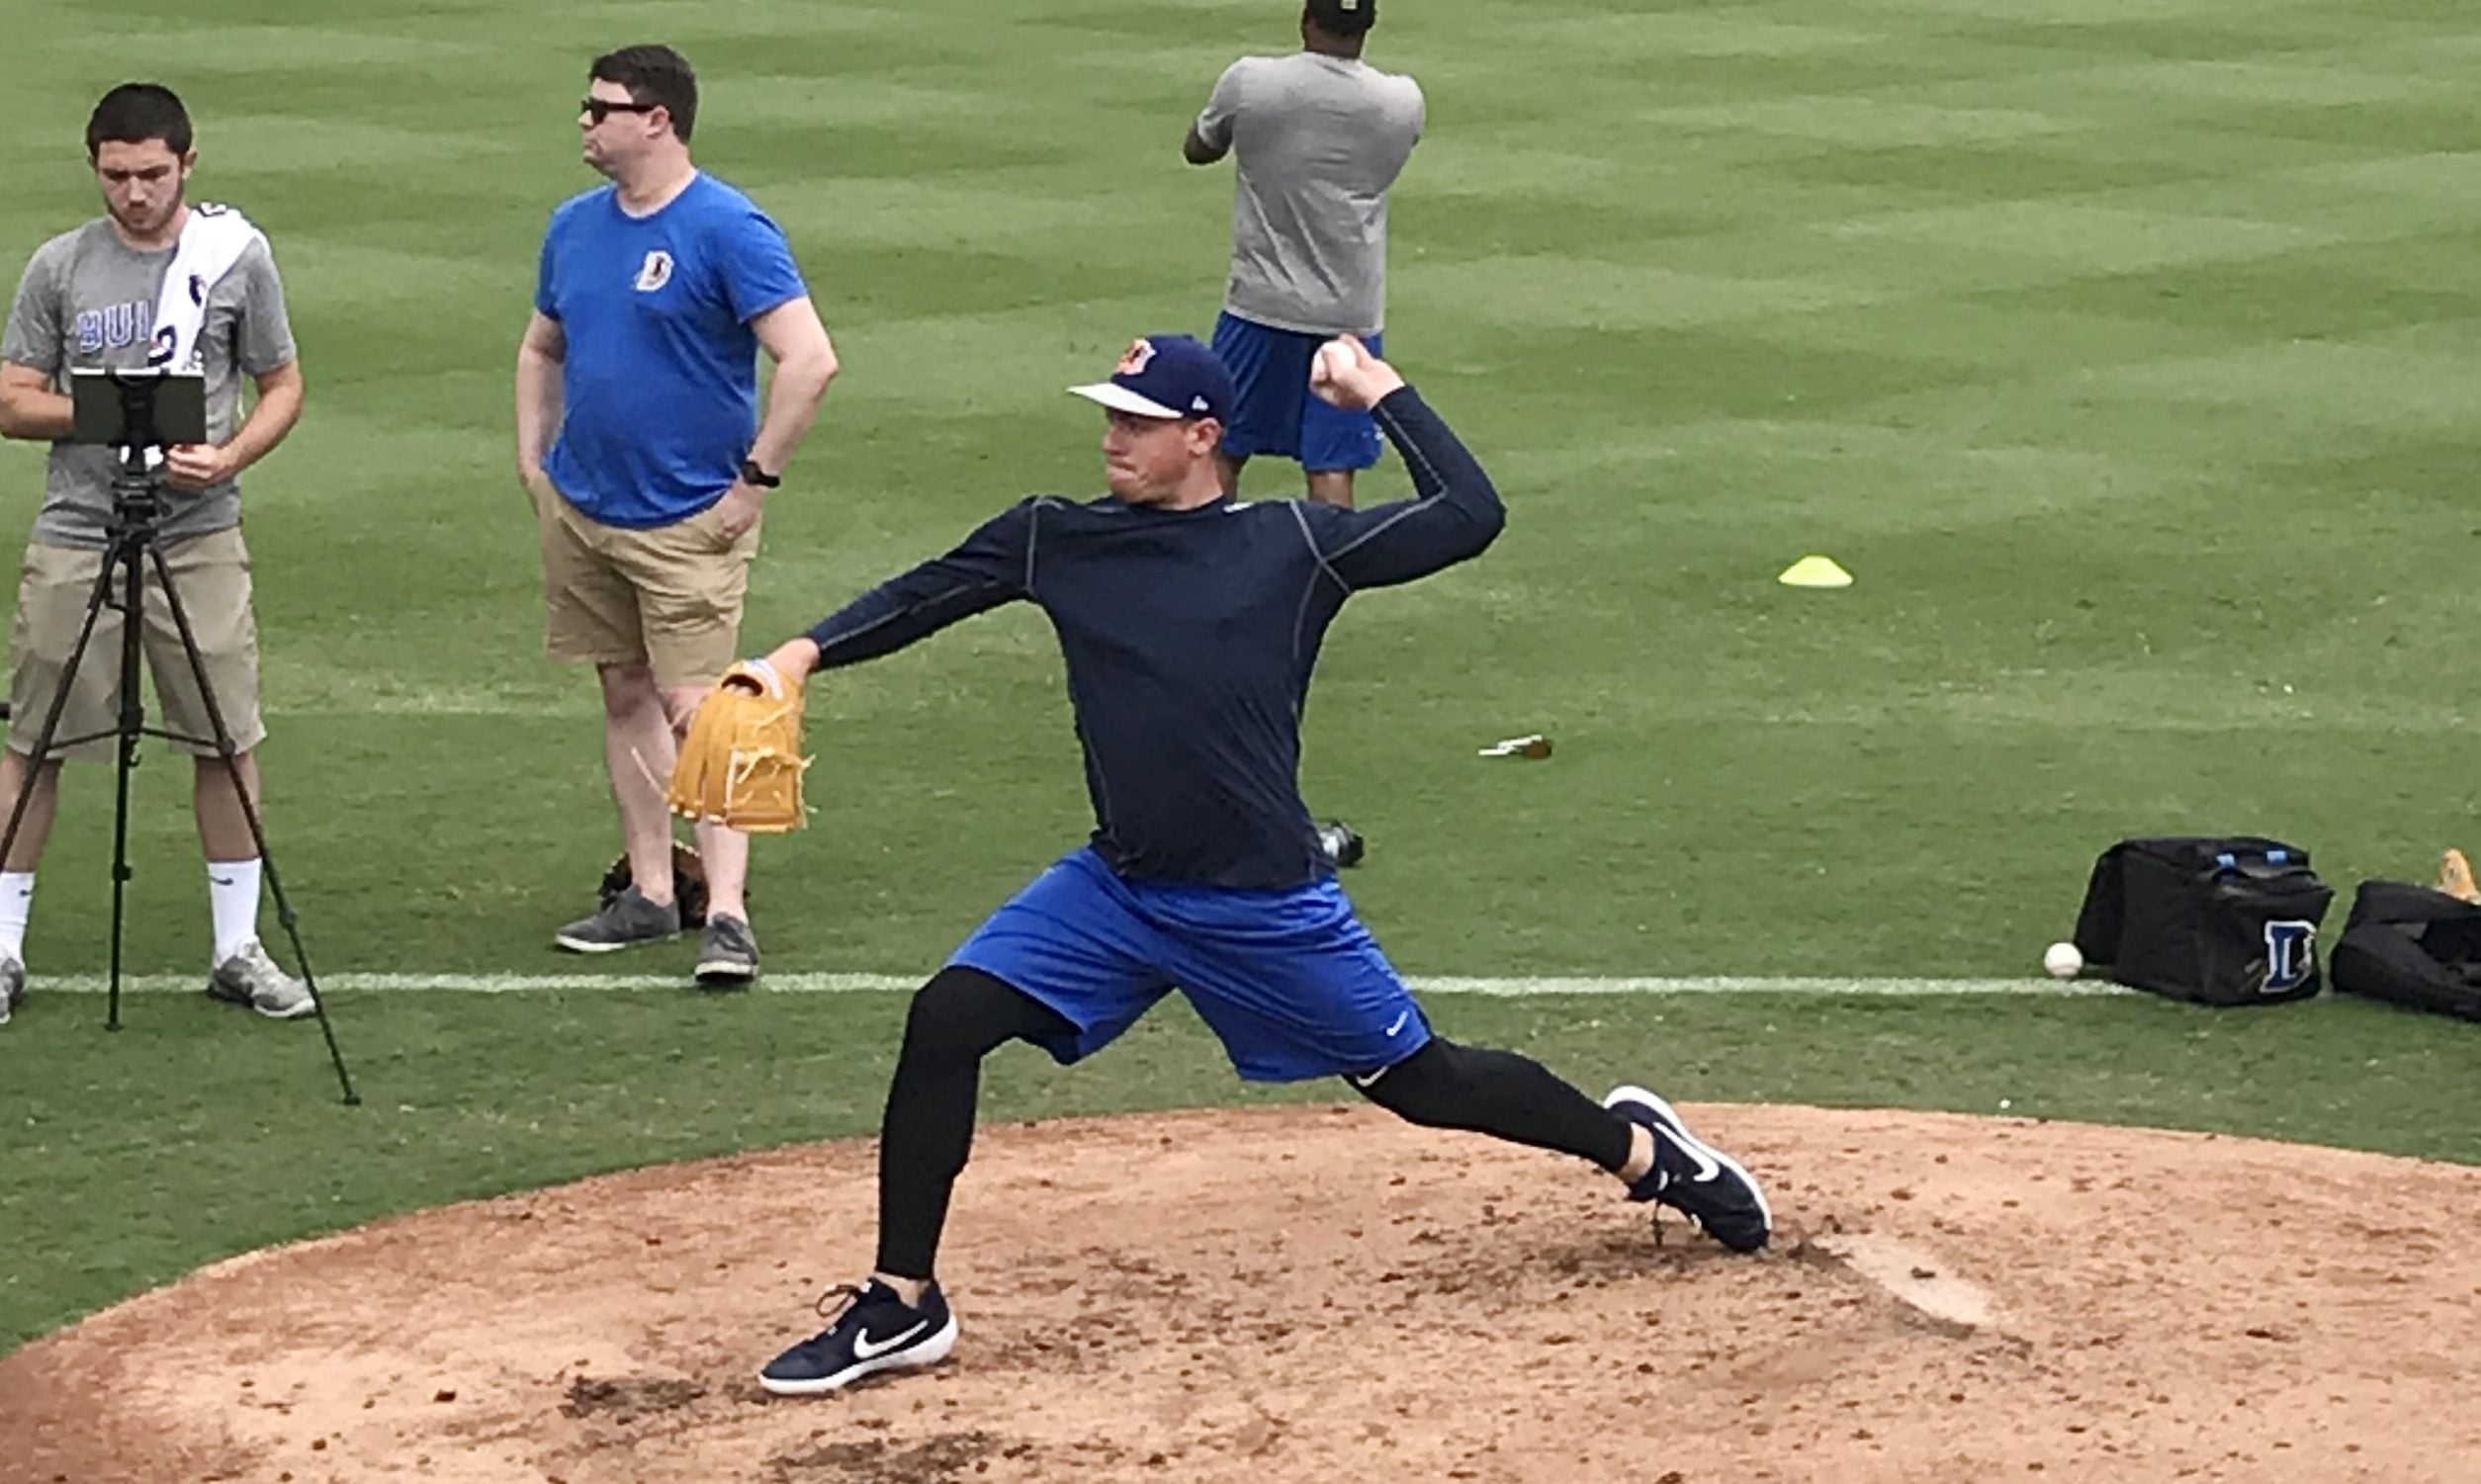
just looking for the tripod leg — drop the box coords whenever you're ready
[0,540,137,1028]
[146,540,359,1105]
[105,536,148,1032]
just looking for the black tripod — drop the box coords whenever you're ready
[0,371,355,1103]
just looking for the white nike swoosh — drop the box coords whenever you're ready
[1658,1125,1723,1182]
[1383,1009,1409,1036]
[849,1319,930,1360]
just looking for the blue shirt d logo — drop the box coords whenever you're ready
[2261,920,2316,994]
[534,176,808,528]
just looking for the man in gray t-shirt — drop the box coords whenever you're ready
[1187,0,1424,509]
[0,83,310,1025]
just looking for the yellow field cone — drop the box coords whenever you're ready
[1778,555,1853,588]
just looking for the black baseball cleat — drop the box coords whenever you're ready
[1606,1085,1773,1253]
[759,1278,958,1396]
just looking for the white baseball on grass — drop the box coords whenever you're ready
[2042,941,2082,979]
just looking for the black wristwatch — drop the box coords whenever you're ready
[739,458,782,489]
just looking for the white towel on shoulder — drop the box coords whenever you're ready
[148,203,264,374]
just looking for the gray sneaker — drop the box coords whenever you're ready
[0,956,21,1025]
[556,885,680,953]
[695,914,758,988]
[208,940,315,1020]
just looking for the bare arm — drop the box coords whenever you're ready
[746,295,838,477]
[0,361,71,442]
[229,360,307,471]
[1183,123,1229,166]
[162,359,307,492]
[1188,60,1245,166]
[514,310,565,488]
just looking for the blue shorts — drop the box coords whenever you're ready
[1211,313,1385,474]
[949,847,1432,1084]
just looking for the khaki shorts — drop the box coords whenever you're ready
[537,483,760,690]
[8,529,265,759]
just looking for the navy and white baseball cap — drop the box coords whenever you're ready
[1069,334,1234,422]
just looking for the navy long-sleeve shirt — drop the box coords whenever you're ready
[805,387,1503,890]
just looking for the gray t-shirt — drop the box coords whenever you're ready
[1195,52,1425,337]
[1,218,296,549]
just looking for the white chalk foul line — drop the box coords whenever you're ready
[45,972,2127,997]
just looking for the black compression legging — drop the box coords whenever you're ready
[875,966,1076,1281]
[875,970,1636,1280]
[1349,1037,1635,1171]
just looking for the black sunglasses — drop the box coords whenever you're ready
[580,97,663,123]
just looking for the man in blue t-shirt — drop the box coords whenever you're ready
[516,44,839,987]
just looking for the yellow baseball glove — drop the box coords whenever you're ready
[667,659,811,833]
[2437,848,2480,905]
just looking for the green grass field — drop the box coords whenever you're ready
[4,0,2479,1355]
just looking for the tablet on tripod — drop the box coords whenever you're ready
[68,367,207,448]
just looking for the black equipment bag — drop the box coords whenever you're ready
[2327,880,2481,1021]
[2072,836,2333,1005]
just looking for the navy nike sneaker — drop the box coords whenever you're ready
[759,1277,958,1395]
[1606,1085,1773,1253]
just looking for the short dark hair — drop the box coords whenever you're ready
[590,44,698,142]
[1304,0,1376,38]
[87,82,193,158]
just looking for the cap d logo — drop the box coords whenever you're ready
[1116,338,1157,376]
[1192,394,1209,412]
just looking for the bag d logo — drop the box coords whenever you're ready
[2262,919,2316,995]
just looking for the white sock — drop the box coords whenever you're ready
[0,871,33,962]
[208,857,263,964]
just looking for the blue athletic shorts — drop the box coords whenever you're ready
[949,847,1432,1083]
[1210,312,1385,474]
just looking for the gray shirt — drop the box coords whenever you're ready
[1,218,296,549]
[1195,52,1424,337]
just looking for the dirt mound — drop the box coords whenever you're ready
[6,1103,2478,1483]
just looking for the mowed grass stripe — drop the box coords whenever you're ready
[34,971,2122,997]
[0,5,2466,1014]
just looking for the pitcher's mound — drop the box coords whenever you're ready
[8,1104,2479,1483]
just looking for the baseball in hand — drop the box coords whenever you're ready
[1314,338,1356,386]
[2042,941,2083,980]
[1310,335,1401,409]
[1308,339,1352,407]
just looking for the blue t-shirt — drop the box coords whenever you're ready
[535,173,806,528]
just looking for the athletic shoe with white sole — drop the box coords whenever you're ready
[759,1278,958,1396]
[695,914,759,989]
[1606,1085,1772,1253]
[0,955,21,1025]
[1317,821,1366,869]
[208,940,315,1020]
[554,885,679,953]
